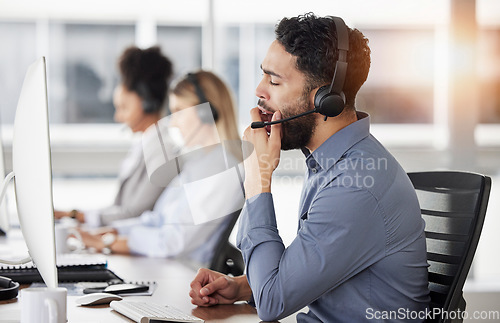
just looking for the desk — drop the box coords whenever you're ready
[0,235,299,323]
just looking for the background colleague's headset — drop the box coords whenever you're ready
[0,275,19,301]
[185,73,219,124]
[136,81,163,114]
[251,16,349,129]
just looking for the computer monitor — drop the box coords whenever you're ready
[0,57,58,288]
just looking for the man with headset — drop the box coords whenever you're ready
[189,13,430,322]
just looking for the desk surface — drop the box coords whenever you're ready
[0,232,299,323]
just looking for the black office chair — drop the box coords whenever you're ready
[209,209,245,276]
[407,171,491,323]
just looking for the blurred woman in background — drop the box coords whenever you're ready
[55,46,173,227]
[78,70,245,266]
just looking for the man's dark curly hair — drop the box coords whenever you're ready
[118,46,173,112]
[275,13,370,109]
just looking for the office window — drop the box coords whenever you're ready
[214,24,276,128]
[48,23,135,124]
[214,25,240,104]
[157,26,202,79]
[219,25,435,126]
[212,24,241,126]
[478,28,500,124]
[357,29,435,124]
[0,22,37,125]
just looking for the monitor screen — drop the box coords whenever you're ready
[11,57,57,288]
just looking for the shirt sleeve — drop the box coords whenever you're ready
[236,186,387,322]
[83,209,102,228]
[126,211,226,259]
[123,188,205,258]
[111,216,143,236]
[83,205,139,229]
[127,219,195,257]
[126,163,244,260]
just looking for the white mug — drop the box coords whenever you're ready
[20,287,67,323]
[55,222,83,254]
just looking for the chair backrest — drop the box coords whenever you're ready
[209,209,244,276]
[407,171,491,323]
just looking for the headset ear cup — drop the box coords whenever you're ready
[314,85,330,110]
[141,99,158,114]
[197,103,219,124]
[314,85,345,118]
[210,105,219,123]
[136,82,160,114]
[321,93,345,117]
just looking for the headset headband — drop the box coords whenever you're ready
[185,73,219,123]
[186,73,208,105]
[329,16,349,95]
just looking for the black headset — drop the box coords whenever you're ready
[186,73,219,124]
[313,16,349,119]
[0,276,19,301]
[136,82,162,114]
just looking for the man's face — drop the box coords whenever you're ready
[255,40,317,150]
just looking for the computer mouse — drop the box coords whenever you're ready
[76,292,123,306]
[104,283,149,294]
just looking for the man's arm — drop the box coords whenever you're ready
[237,186,386,321]
[239,108,385,321]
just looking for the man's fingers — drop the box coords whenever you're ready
[205,296,220,305]
[190,281,215,307]
[269,110,282,149]
[242,126,251,142]
[249,107,263,122]
[189,288,216,306]
[199,276,229,296]
[190,280,203,297]
[190,285,221,307]
[248,107,271,142]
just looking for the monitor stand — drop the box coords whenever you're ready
[0,172,14,236]
[0,171,31,265]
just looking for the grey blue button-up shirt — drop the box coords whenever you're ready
[237,112,430,322]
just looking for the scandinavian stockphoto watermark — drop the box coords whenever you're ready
[141,103,391,224]
[263,151,389,190]
[366,307,500,321]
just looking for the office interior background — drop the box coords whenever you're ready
[1,0,499,316]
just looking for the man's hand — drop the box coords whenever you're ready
[189,268,251,307]
[242,108,282,199]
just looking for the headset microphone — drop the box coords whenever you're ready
[251,109,318,129]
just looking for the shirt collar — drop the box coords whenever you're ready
[303,112,370,172]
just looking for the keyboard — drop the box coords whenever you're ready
[110,300,204,323]
[0,264,124,284]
